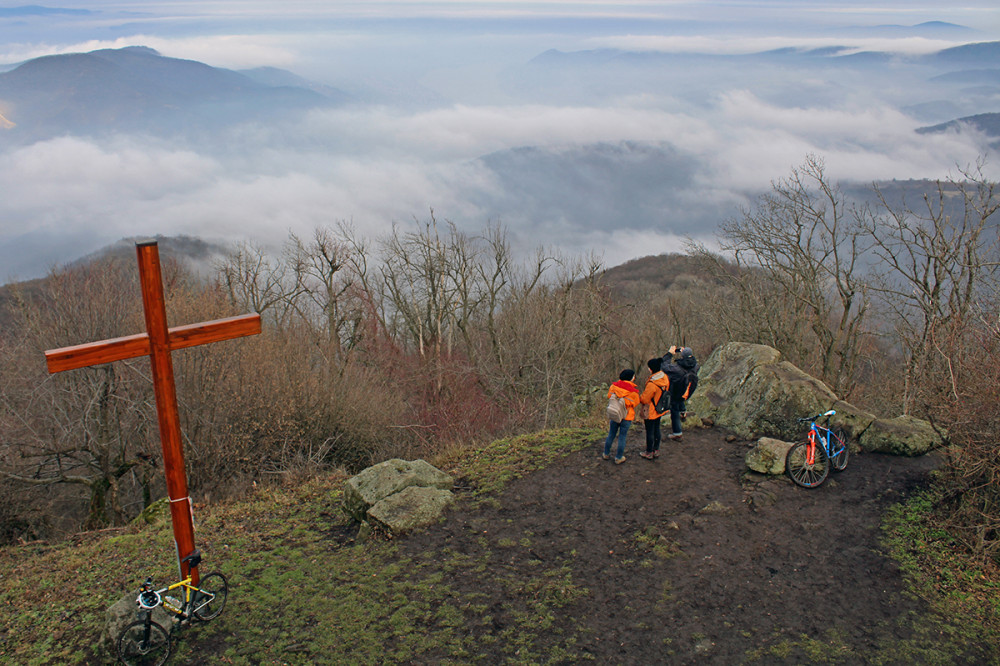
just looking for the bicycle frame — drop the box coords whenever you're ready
[805,419,846,465]
[155,576,216,621]
[805,425,830,463]
[118,552,228,665]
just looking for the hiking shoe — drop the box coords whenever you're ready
[653,450,660,458]
[602,453,611,460]
[668,433,682,441]
[615,456,626,465]
[639,451,654,460]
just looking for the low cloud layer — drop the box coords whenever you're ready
[2,89,990,282]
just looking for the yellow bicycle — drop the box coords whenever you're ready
[116,551,228,666]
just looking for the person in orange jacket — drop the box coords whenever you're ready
[603,369,640,464]
[638,357,670,460]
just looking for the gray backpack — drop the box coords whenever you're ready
[606,393,627,423]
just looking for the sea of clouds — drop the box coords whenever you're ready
[1,0,998,282]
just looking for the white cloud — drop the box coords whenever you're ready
[1,88,990,280]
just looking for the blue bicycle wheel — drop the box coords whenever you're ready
[829,427,849,471]
[786,440,830,488]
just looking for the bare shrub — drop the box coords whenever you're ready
[926,305,1000,563]
[863,159,1000,414]
[0,257,160,530]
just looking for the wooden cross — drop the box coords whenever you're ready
[44,240,261,583]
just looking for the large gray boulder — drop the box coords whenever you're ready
[343,459,454,537]
[343,458,453,523]
[689,342,943,456]
[367,486,455,535]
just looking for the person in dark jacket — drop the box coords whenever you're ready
[662,346,699,441]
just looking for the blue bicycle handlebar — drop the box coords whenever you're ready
[798,409,837,423]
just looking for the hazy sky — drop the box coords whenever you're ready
[1,1,999,281]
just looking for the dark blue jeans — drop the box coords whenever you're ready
[604,419,631,459]
[669,400,685,435]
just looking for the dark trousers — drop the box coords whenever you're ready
[644,417,662,452]
[669,400,685,435]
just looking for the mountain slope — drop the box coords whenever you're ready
[0,46,347,142]
[916,112,1000,147]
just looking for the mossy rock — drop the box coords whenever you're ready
[343,459,453,522]
[132,498,170,528]
[367,486,455,536]
[746,437,795,475]
[688,342,933,456]
[860,415,944,456]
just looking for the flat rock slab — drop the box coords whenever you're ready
[746,437,795,475]
[343,458,453,523]
[860,415,941,456]
[368,486,455,535]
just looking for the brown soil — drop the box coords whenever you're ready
[402,424,944,664]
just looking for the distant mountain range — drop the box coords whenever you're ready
[831,21,976,39]
[522,40,1000,137]
[528,40,1000,72]
[0,46,352,143]
[0,5,92,17]
[2,40,998,146]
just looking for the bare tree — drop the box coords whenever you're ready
[863,159,1000,413]
[0,258,159,528]
[285,226,371,364]
[693,155,870,396]
[215,240,297,323]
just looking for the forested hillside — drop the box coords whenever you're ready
[1,158,998,615]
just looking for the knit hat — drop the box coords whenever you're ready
[619,369,635,382]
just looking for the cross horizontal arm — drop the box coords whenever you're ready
[45,333,150,374]
[166,313,262,352]
[45,313,262,374]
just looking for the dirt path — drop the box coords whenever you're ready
[402,424,942,664]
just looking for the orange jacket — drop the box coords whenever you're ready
[639,371,671,420]
[608,380,640,421]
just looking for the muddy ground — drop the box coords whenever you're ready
[401,424,948,664]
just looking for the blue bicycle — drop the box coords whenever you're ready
[785,409,850,488]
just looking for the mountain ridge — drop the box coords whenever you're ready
[0,46,349,143]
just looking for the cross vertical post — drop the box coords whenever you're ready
[136,241,196,581]
[44,240,261,583]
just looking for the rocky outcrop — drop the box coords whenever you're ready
[343,459,454,537]
[688,342,943,456]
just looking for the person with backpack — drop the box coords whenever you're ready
[638,357,670,460]
[661,346,700,441]
[603,369,640,464]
